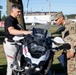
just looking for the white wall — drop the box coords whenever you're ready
[69,19,76,22]
[24,15,50,24]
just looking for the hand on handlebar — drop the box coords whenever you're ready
[22,31,32,35]
[57,43,71,50]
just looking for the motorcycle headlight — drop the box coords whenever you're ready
[37,45,46,52]
[28,42,46,58]
[29,43,46,52]
[29,42,38,52]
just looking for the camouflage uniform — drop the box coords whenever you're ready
[62,19,76,75]
[54,11,76,75]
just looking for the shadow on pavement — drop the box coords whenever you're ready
[51,63,66,75]
[0,30,5,44]
[0,65,7,75]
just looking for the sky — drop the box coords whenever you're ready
[51,0,76,15]
[0,0,50,17]
[0,0,76,17]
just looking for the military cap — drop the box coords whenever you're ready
[54,11,63,21]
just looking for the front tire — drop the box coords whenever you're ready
[12,70,22,75]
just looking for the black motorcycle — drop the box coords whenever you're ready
[11,26,68,75]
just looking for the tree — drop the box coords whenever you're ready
[66,14,76,19]
[1,14,6,21]
[6,0,26,29]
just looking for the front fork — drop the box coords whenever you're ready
[43,51,54,75]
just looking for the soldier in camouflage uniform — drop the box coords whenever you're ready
[54,11,76,75]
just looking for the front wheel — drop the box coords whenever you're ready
[47,70,52,75]
[12,70,23,75]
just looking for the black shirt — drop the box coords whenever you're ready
[5,15,21,40]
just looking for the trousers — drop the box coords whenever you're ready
[3,38,18,75]
[64,34,76,75]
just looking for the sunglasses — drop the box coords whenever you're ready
[55,18,59,21]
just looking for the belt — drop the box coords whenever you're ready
[4,38,15,43]
[5,37,14,42]
[7,39,14,42]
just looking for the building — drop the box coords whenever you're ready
[24,11,57,25]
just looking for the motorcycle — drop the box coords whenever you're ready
[11,27,67,75]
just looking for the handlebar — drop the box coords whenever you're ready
[50,43,71,52]
[52,26,65,34]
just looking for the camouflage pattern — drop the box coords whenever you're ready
[62,19,76,75]
[54,11,63,21]
[62,19,76,38]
